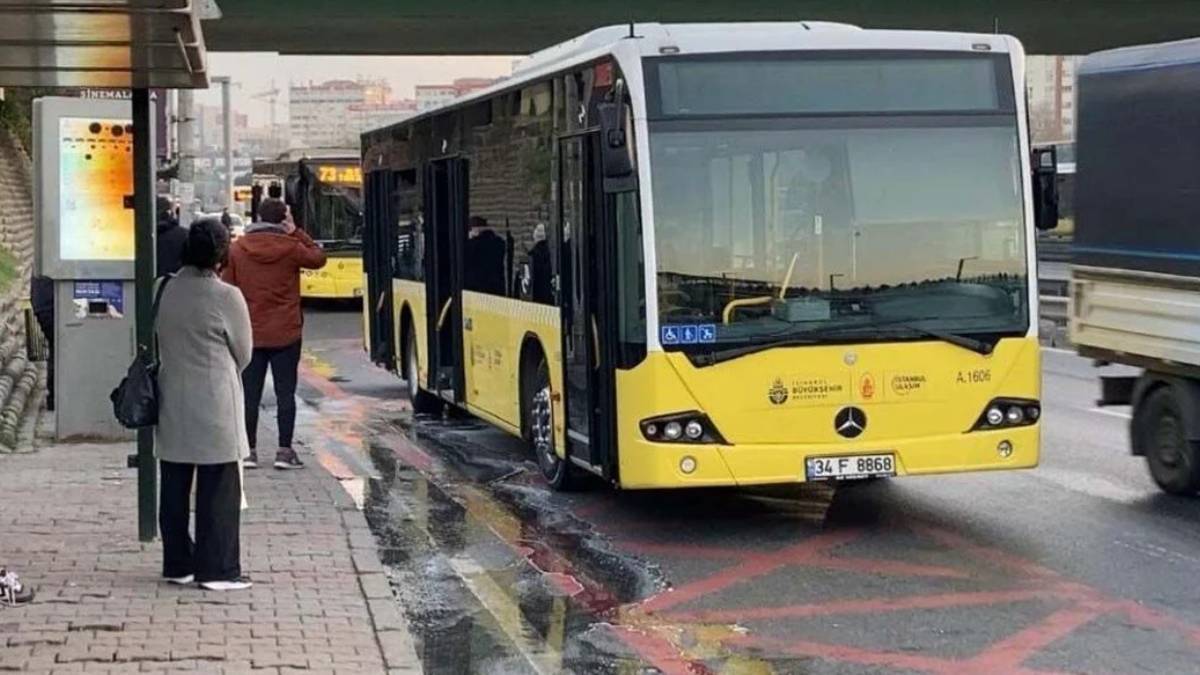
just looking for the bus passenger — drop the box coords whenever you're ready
[466,216,506,295]
[529,223,553,304]
[222,198,327,471]
[156,195,188,276]
[155,217,253,591]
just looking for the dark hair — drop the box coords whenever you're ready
[181,217,230,270]
[267,183,282,199]
[156,195,173,218]
[259,198,287,224]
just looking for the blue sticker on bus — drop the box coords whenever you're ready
[698,324,717,343]
[680,325,698,344]
[660,325,681,345]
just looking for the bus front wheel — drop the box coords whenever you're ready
[1137,387,1200,496]
[526,358,574,491]
[405,330,441,415]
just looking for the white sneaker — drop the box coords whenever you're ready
[163,574,194,585]
[199,579,253,591]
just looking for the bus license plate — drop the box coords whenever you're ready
[806,453,895,481]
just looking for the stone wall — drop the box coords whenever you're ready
[0,127,46,452]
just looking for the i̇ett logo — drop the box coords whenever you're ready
[834,406,867,439]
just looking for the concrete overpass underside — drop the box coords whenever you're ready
[206,1,1200,55]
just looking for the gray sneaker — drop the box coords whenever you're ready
[274,447,305,470]
[243,451,258,469]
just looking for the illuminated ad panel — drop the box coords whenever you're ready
[58,117,135,261]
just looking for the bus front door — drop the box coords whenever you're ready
[559,133,616,479]
[424,157,467,403]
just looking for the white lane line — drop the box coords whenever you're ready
[1034,467,1146,504]
[1041,346,1077,356]
[1089,408,1132,417]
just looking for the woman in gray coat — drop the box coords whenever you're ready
[155,217,254,591]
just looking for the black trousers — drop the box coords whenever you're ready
[35,311,53,407]
[159,460,241,582]
[242,340,301,450]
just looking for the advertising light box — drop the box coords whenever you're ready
[58,117,135,262]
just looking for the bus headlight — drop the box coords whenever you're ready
[972,398,1040,431]
[641,412,726,444]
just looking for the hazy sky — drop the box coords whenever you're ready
[197,52,519,127]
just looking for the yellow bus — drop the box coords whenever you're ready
[362,23,1050,490]
[254,151,365,300]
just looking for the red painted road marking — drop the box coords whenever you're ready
[640,530,861,613]
[622,539,970,579]
[669,588,1054,623]
[963,605,1104,672]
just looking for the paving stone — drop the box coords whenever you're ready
[4,434,404,673]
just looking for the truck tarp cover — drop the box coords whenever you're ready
[1075,38,1200,277]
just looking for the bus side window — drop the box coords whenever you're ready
[393,169,422,281]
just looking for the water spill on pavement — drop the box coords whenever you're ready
[363,422,673,674]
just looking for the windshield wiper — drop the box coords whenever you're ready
[887,324,994,356]
[690,322,994,367]
[692,337,822,367]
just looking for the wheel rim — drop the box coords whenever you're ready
[531,385,557,475]
[407,337,419,401]
[1156,413,1185,471]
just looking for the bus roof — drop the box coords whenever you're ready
[362,22,1022,143]
[1081,37,1200,76]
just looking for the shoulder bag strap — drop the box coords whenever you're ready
[150,275,173,359]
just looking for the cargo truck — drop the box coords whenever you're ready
[1070,39,1200,495]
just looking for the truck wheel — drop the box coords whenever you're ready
[405,330,441,415]
[1138,387,1200,496]
[525,358,575,491]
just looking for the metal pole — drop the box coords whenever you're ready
[218,76,234,211]
[178,88,196,226]
[132,89,158,542]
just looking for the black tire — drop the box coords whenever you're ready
[525,357,574,491]
[1137,387,1200,496]
[405,329,441,415]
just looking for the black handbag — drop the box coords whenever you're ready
[110,277,171,429]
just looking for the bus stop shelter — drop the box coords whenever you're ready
[0,0,210,541]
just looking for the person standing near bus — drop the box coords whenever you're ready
[222,198,327,470]
[156,195,188,276]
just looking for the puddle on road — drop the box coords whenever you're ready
[363,425,669,674]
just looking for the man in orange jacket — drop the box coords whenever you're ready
[222,198,327,469]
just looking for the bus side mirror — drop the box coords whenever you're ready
[1032,147,1059,231]
[598,82,636,191]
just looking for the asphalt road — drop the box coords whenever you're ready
[298,304,1200,674]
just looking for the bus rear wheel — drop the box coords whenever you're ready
[1138,387,1200,496]
[405,330,441,415]
[526,358,574,491]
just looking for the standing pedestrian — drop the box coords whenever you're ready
[30,271,54,411]
[155,217,254,591]
[156,195,188,276]
[222,198,326,470]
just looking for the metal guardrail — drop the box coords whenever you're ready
[1039,295,1068,323]
[1037,237,1072,263]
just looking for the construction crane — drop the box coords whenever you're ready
[252,80,281,147]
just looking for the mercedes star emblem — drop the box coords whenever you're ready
[834,407,867,439]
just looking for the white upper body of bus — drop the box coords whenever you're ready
[398,23,1037,356]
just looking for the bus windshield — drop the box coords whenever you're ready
[647,54,1028,348]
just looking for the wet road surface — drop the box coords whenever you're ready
[300,305,1200,674]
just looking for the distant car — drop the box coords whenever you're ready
[197,212,246,238]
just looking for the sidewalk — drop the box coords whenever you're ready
[0,421,419,673]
